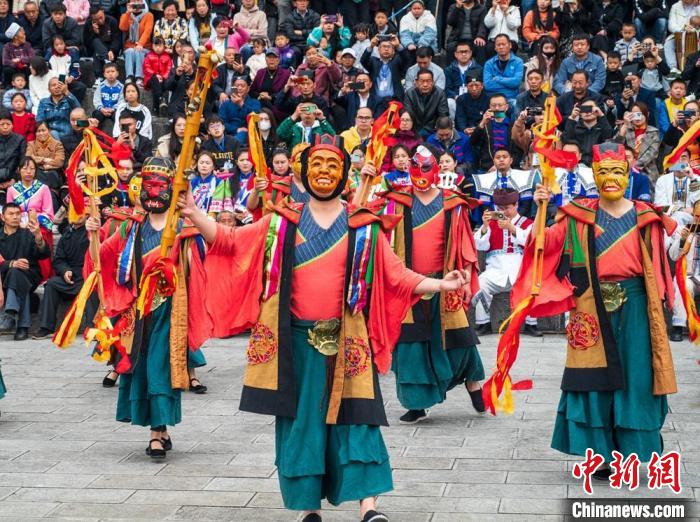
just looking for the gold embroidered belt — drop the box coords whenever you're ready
[307,318,341,356]
[599,281,627,313]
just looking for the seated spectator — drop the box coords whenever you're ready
[92,62,123,132]
[522,0,559,53]
[254,109,282,166]
[382,144,411,184]
[0,202,49,340]
[334,72,386,126]
[614,101,661,181]
[623,145,652,202]
[603,51,624,98]
[555,69,604,123]
[153,0,189,55]
[112,81,152,140]
[381,110,422,171]
[235,0,269,61]
[190,150,234,216]
[664,4,700,70]
[6,158,54,244]
[470,94,519,171]
[654,149,699,211]
[634,0,668,43]
[2,22,33,85]
[294,45,342,107]
[118,2,153,86]
[212,47,249,108]
[277,100,335,149]
[280,0,320,56]
[444,41,483,102]
[399,0,438,54]
[245,37,267,80]
[48,35,85,102]
[614,23,640,64]
[208,17,249,60]
[307,14,351,60]
[361,33,409,102]
[41,4,80,59]
[36,77,79,139]
[336,48,362,88]
[250,47,290,121]
[0,111,25,199]
[405,46,446,92]
[615,67,658,127]
[340,107,373,154]
[640,49,671,98]
[515,69,546,114]
[17,1,42,56]
[219,76,261,141]
[114,111,152,168]
[524,35,559,92]
[455,73,489,136]
[369,9,398,42]
[188,0,215,50]
[553,34,606,94]
[156,114,187,165]
[28,57,54,118]
[482,0,520,55]
[200,115,241,172]
[143,36,172,116]
[662,100,699,156]
[32,204,95,340]
[351,23,371,60]
[562,99,613,165]
[483,33,524,103]
[82,6,120,80]
[274,31,298,69]
[658,79,687,136]
[473,188,539,337]
[26,121,64,208]
[60,107,93,166]
[403,68,449,138]
[10,92,34,141]
[0,0,16,79]
[274,70,329,119]
[426,116,473,172]
[445,0,486,59]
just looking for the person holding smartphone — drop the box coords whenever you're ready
[562,99,613,165]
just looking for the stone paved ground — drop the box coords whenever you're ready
[0,332,698,521]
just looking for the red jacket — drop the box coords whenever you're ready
[12,111,36,142]
[143,51,173,87]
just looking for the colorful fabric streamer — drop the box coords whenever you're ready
[262,213,286,301]
[347,224,377,315]
[675,254,700,344]
[136,257,178,317]
[52,271,98,348]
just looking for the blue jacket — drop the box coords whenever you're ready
[443,61,483,99]
[553,53,607,94]
[36,93,80,139]
[219,96,262,135]
[426,130,474,165]
[483,54,524,100]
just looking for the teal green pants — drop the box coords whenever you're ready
[391,295,484,410]
[0,360,6,400]
[275,322,393,511]
[552,278,668,462]
[116,301,182,429]
[188,347,206,369]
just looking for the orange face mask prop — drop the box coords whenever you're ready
[592,143,629,202]
[301,135,348,201]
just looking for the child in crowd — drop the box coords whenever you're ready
[274,31,296,69]
[245,37,267,80]
[351,23,371,63]
[10,92,35,142]
[614,23,640,64]
[143,37,173,116]
[48,35,86,102]
[603,51,624,99]
[92,62,124,131]
[641,51,670,97]
[3,72,32,112]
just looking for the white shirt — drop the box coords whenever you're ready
[475,214,533,286]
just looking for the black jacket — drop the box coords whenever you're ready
[200,135,242,171]
[52,225,89,280]
[61,130,83,169]
[469,119,519,171]
[0,227,49,291]
[42,16,82,49]
[445,3,487,48]
[556,89,604,124]
[17,14,44,54]
[334,92,387,123]
[562,117,613,165]
[455,92,489,131]
[634,0,668,24]
[682,50,700,96]
[403,86,450,137]
[82,14,121,56]
[0,133,27,183]
[279,8,321,49]
[0,14,18,45]
[360,47,410,100]
[212,63,251,100]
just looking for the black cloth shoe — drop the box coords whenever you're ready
[161,435,172,451]
[592,467,612,481]
[399,409,428,424]
[475,323,492,336]
[302,514,322,522]
[362,510,389,522]
[102,370,118,388]
[670,326,683,342]
[466,385,485,413]
[523,324,543,337]
[13,327,28,341]
[189,378,208,394]
[32,328,54,340]
[146,439,166,459]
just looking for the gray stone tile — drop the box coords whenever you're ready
[126,490,254,507]
[0,501,58,518]
[88,475,213,491]
[8,487,134,503]
[49,502,180,519]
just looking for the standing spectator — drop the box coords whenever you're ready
[28,55,53,115]
[562,99,613,164]
[615,68,658,126]
[153,0,189,55]
[470,94,518,171]
[294,45,342,107]
[3,72,32,111]
[0,111,26,195]
[82,6,120,81]
[482,0,521,54]
[614,102,661,181]
[143,36,172,116]
[403,69,449,138]
[48,35,86,102]
[361,33,409,102]
[455,73,489,135]
[219,76,261,141]
[188,0,215,50]
[35,77,79,139]
[2,23,33,86]
[0,0,16,86]
[280,0,320,55]
[524,34,560,92]
[26,121,64,208]
[92,62,123,131]
[444,41,483,101]
[10,92,34,141]
[555,70,604,122]
[119,2,153,86]
[522,0,559,53]
[41,4,80,55]
[399,0,438,54]
[17,1,42,56]
[277,100,335,149]
[236,0,269,62]
[250,47,291,120]
[405,46,446,91]
[307,13,351,60]
[553,34,607,94]
[340,107,373,153]
[112,82,152,140]
[634,0,668,43]
[482,33,524,103]
[445,0,487,58]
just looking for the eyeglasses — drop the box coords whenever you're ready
[356,116,372,120]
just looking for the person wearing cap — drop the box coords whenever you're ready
[473,187,540,337]
[219,75,261,142]
[337,48,362,84]
[615,65,658,127]
[455,71,489,136]
[41,3,81,55]
[399,0,438,54]
[250,46,292,119]
[2,22,34,85]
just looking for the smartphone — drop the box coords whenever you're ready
[58,74,66,83]
[293,76,307,85]
[131,3,145,9]
[304,105,317,113]
[527,106,543,116]
[624,79,633,90]
[325,14,337,23]
[579,105,593,114]
[75,119,90,128]
[120,123,130,133]
[348,81,365,90]
[233,54,241,64]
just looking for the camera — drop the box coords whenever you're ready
[526,106,543,116]
[303,105,317,113]
[679,110,696,119]
[493,211,506,220]
[293,76,308,85]
[348,81,365,90]
[131,3,145,9]
[579,105,594,114]
[378,34,393,43]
